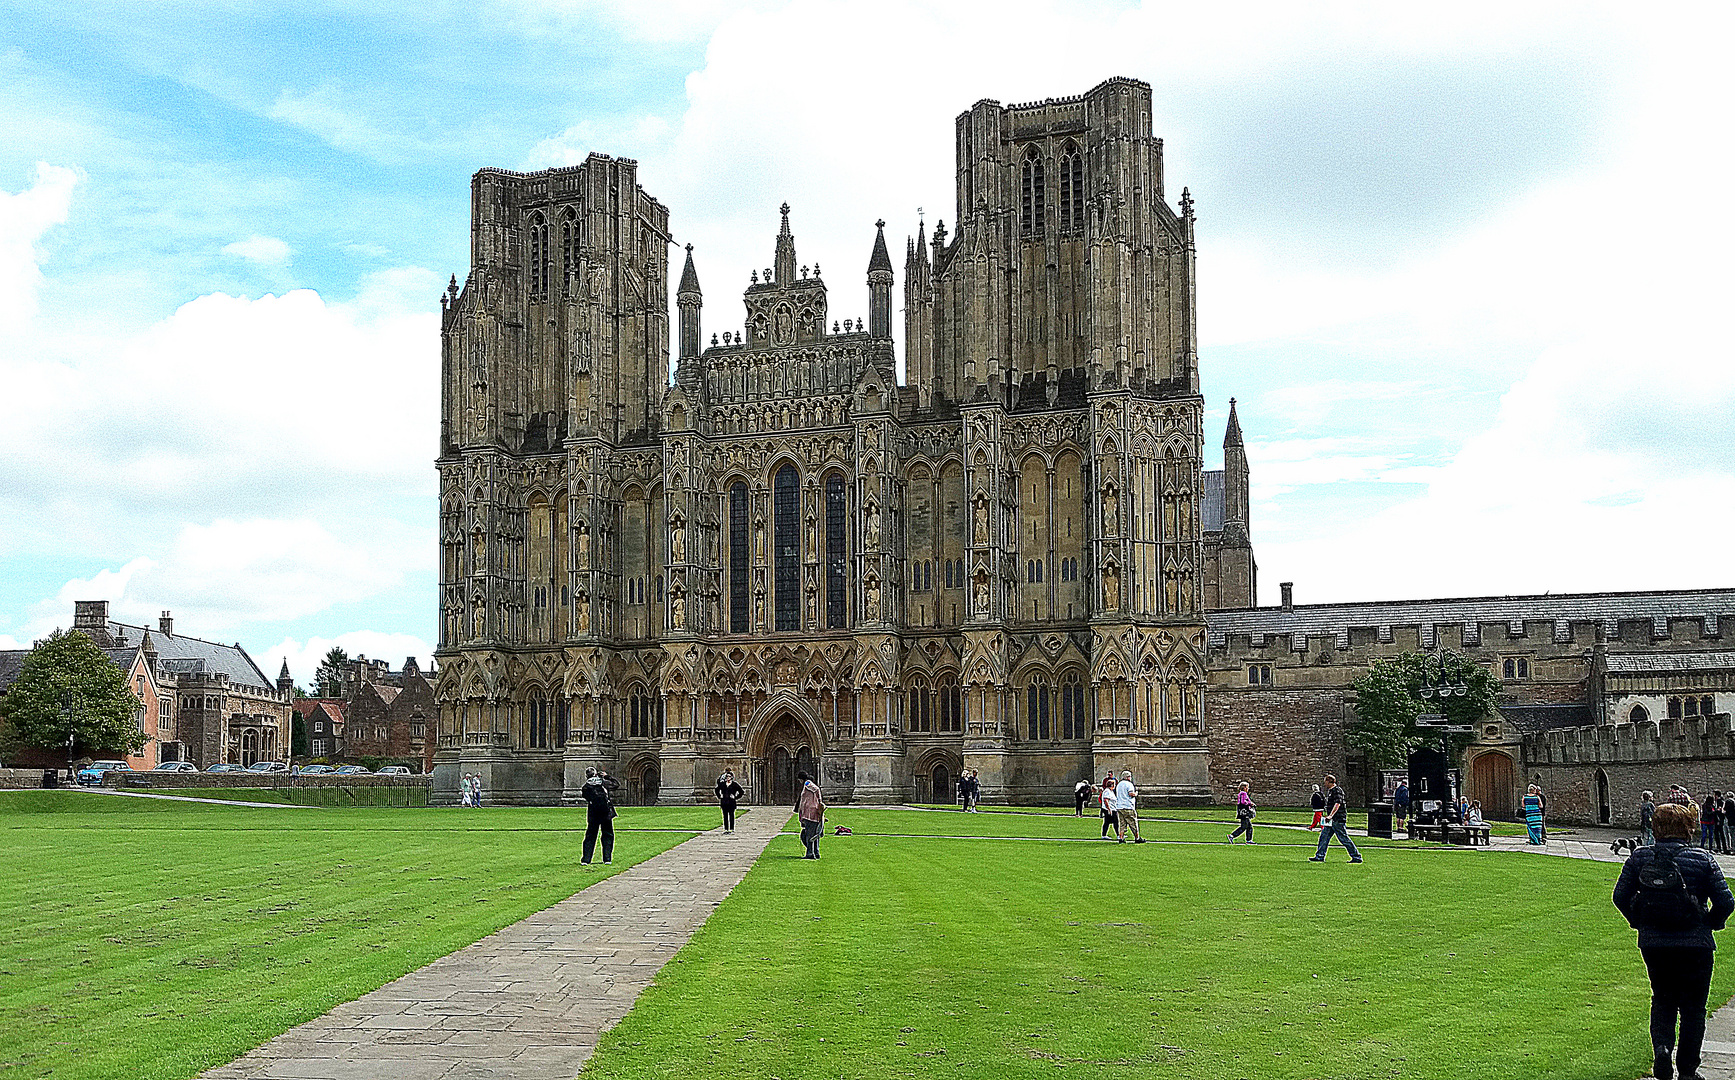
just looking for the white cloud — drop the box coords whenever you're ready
[268,83,393,159]
[222,234,291,266]
[0,162,78,329]
[524,115,674,171]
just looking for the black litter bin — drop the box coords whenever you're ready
[1367,802,1394,839]
[42,769,58,789]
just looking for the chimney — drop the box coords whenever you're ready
[73,600,113,646]
[159,611,174,637]
[1280,582,1294,611]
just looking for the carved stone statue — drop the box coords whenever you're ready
[865,503,881,549]
[671,591,685,626]
[864,580,880,621]
[575,524,589,567]
[974,577,989,614]
[973,499,989,545]
[671,520,685,562]
[754,519,766,562]
[1103,489,1119,535]
[1103,565,1120,612]
[575,595,590,633]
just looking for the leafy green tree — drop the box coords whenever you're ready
[0,629,146,759]
[1348,651,1501,768]
[314,646,349,697]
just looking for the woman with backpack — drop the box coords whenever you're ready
[1228,781,1256,843]
[1614,801,1735,1080]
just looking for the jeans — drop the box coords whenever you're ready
[800,817,822,858]
[1314,819,1361,860]
[1701,823,1715,849]
[1642,945,1715,1074]
[1230,816,1254,842]
[582,817,614,863]
[721,804,736,831]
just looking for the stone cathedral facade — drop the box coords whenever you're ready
[433,77,1256,806]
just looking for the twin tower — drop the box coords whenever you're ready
[433,77,1254,808]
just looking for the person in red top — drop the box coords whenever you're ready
[796,771,826,860]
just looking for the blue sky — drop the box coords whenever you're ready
[2,1,1731,684]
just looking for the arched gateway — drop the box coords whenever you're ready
[745,697,825,807]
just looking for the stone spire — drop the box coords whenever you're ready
[1224,396,1243,447]
[774,202,797,285]
[867,220,893,339]
[677,244,703,361]
[677,243,701,299]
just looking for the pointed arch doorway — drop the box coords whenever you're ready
[756,711,817,807]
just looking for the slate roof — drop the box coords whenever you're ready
[108,622,272,690]
[0,650,25,693]
[1207,588,1735,650]
[1498,703,1595,733]
[1200,470,1225,534]
[1605,652,1735,674]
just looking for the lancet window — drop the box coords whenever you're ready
[773,466,800,631]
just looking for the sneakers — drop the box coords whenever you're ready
[1307,856,1325,862]
[1349,857,1363,864]
[1134,838,1147,844]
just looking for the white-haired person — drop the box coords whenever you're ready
[1228,781,1256,843]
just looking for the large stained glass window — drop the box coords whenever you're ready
[774,466,800,631]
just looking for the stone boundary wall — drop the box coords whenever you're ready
[1207,687,1350,806]
[1524,714,1735,828]
[0,768,52,789]
[103,772,432,792]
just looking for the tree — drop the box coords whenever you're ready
[1347,651,1501,768]
[314,646,349,697]
[0,629,147,759]
[290,713,310,759]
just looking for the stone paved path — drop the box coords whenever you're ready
[200,809,789,1080]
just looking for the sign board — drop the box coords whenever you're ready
[1435,725,1474,734]
[1416,713,1448,725]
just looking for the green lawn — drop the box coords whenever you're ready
[587,806,1722,1080]
[0,791,713,1080]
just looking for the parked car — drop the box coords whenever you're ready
[77,760,130,785]
[296,764,335,775]
[206,763,244,773]
[246,761,289,773]
[376,765,412,776]
[150,761,198,772]
[332,765,371,775]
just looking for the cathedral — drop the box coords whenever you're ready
[432,77,1255,806]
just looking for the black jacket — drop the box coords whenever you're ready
[1310,791,1326,810]
[580,775,619,823]
[1613,841,1735,949]
[716,779,743,807]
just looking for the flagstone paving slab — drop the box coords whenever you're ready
[200,810,787,1080]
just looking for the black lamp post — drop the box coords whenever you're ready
[1413,650,1472,823]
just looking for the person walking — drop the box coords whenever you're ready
[1115,771,1144,843]
[1536,781,1549,841]
[1309,774,1361,863]
[1700,794,1719,851]
[1228,781,1256,843]
[1308,784,1325,830]
[1523,785,1545,844]
[580,766,619,865]
[1099,772,1119,840]
[1613,801,1735,1080]
[1074,777,1092,817]
[1641,791,1658,847]
[796,770,826,859]
[715,769,744,834]
[957,770,971,812]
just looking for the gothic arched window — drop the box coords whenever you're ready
[825,473,847,628]
[528,211,549,300]
[1020,146,1045,236]
[773,465,800,631]
[907,679,932,733]
[1026,677,1052,741]
[729,482,749,633]
[1058,140,1083,234]
[1629,703,1650,724]
[560,209,580,291]
[939,677,962,733]
[1061,671,1087,739]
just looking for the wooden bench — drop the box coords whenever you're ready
[1408,823,1492,846]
